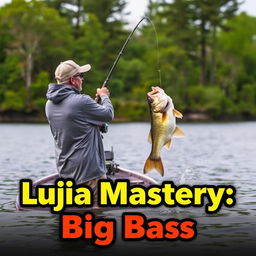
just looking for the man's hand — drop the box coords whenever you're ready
[96,87,110,97]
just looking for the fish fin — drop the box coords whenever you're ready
[143,157,164,176]
[173,109,183,119]
[173,126,185,137]
[148,130,152,144]
[165,139,172,150]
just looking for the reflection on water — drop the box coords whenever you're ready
[0,122,256,255]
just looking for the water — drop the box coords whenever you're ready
[0,122,256,256]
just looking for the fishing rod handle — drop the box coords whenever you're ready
[95,83,109,134]
[95,80,108,103]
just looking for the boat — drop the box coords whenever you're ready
[16,150,158,211]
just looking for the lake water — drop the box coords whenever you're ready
[0,122,256,256]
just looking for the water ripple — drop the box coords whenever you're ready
[0,122,256,254]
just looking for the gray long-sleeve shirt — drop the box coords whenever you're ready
[45,83,114,184]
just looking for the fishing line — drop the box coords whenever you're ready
[97,16,161,134]
[144,16,162,87]
[101,16,162,88]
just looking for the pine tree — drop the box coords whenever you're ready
[191,0,241,84]
[44,0,85,38]
[151,0,241,85]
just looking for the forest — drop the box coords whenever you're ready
[0,0,256,121]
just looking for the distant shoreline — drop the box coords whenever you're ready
[1,111,256,123]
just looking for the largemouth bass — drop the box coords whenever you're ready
[144,87,184,176]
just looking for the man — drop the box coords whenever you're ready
[45,60,114,201]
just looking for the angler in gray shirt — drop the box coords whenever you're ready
[45,60,114,189]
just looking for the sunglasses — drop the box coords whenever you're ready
[73,73,84,78]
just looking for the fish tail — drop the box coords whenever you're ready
[143,156,164,176]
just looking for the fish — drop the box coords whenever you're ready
[143,87,184,176]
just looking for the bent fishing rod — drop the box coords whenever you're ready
[96,16,159,103]
[97,16,160,133]
[102,16,150,88]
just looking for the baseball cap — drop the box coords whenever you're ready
[55,60,91,83]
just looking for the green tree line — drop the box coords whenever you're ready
[0,0,256,121]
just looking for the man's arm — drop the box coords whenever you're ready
[81,88,114,125]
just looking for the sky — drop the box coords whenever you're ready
[126,0,256,26]
[0,0,255,26]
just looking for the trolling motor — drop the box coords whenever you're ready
[104,148,119,176]
[98,17,155,133]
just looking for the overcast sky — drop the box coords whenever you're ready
[127,0,256,25]
[0,0,255,26]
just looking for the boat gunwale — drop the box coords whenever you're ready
[16,167,158,211]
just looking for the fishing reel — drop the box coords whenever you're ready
[100,123,108,133]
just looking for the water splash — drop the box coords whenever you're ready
[179,168,193,185]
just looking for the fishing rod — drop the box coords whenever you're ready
[98,16,160,133]
[102,16,150,88]
[96,16,160,103]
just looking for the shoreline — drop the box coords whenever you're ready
[1,111,256,123]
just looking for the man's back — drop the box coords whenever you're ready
[45,83,114,184]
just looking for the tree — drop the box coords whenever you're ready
[44,0,129,72]
[218,13,256,83]
[0,0,72,110]
[149,0,241,85]
[73,14,108,94]
[44,0,85,38]
[142,0,198,102]
[191,0,240,85]
[82,0,129,68]
[217,13,256,111]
